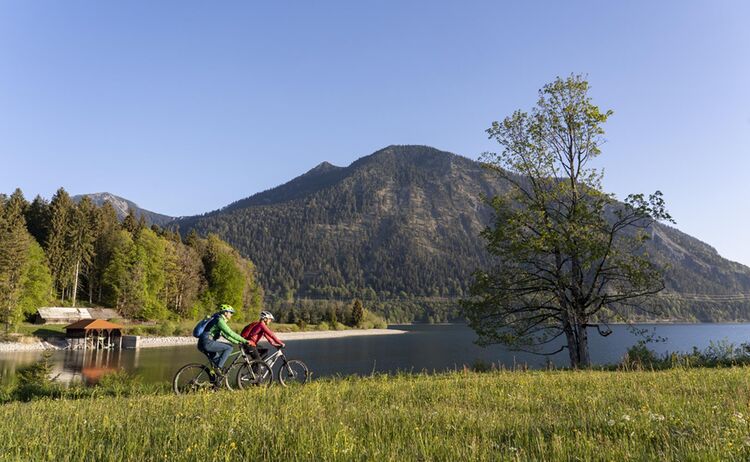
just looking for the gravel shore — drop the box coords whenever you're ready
[0,328,406,353]
[138,328,406,348]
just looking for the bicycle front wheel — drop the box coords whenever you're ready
[173,363,212,394]
[236,360,273,389]
[278,360,310,386]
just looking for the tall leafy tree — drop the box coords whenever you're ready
[133,228,167,319]
[162,239,202,318]
[18,240,54,320]
[69,196,96,307]
[103,230,141,316]
[462,75,672,368]
[202,235,245,316]
[0,190,32,331]
[89,202,121,303]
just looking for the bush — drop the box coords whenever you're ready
[623,342,662,369]
[95,371,144,397]
[14,353,63,402]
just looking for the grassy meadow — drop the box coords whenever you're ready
[2,367,750,461]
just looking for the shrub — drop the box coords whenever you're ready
[623,342,662,370]
[14,353,62,401]
[96,371,144,397]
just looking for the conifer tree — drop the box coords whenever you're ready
[25,195,50,246]
[123,208,138,234]
[69,196,96,307]
[350,299,364,327]
[46,188,75,301]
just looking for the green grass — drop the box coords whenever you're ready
[3,368,750,461]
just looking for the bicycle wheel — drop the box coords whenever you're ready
[236,360,273,389]
[278,360,310,386]
[173,363,212,394]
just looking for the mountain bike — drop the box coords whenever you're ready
[235,345,310,389]
[173,344,272,394]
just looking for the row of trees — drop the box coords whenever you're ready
[266,298,382,328]
[0,188,264,331]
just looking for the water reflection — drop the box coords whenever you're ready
[3,323,750,386]
[55,349,132,385]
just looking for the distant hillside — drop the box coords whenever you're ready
[175,145,750,322]
[74,193,174,226]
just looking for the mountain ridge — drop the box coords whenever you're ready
[172,145,750,321]
[73,192,174,227]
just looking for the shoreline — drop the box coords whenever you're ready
[0,328,406,353]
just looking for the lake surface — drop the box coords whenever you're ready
[3,323,750,386]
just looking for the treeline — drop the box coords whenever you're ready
[0,188,263,330]
[266,297,463,325]
[266,298,386,329]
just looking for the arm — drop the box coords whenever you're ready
[260,323,284,347]
[217,317,248,345]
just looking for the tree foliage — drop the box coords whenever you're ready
[462,75,673,368]
[0,187,263,328]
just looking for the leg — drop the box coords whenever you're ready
[202,339,233,369]
[257,347,269,359]
[197,340,219,366]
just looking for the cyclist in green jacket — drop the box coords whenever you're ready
[197,304,249,380]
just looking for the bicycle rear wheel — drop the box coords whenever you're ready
[173,363,212,394]
[278,360,310,386]
[236,360,273,389]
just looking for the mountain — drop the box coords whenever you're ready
[174,145,750,322]
[74,192,174,227]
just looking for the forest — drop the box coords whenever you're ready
[0,188,264,331]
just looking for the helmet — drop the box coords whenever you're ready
[260,311,275,321]
[219,304,236,314]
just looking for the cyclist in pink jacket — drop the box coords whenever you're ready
[240,311,285,361]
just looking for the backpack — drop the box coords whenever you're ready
[193,313,219,338]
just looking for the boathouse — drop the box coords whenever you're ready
[65,319,124,350]
[35,307,121,325]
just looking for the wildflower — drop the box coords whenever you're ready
[648,412,665,422]
[607,419,615,426]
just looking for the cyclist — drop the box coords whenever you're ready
[197,304,250,382]
[240,310,285,361]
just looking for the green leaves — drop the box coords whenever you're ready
[466,75,670,368]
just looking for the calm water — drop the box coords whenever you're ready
[2,323,750,385]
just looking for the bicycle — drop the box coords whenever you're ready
[173,344,272,394]
[235,345,310,389]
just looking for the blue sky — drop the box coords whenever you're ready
[1,1,748,265]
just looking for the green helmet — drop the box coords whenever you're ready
[219,304,235,314]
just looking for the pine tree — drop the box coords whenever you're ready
[350,299,364,327]
[46,188,75,301]
[123,208,138,234]
[24,195,50,245]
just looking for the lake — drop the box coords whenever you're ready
[2,323,750,386]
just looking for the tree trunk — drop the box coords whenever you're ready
[72,259,80,308]
[564,319,592,368]
[576,322,591,367]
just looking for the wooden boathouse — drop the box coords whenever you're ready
[65,319,124,350]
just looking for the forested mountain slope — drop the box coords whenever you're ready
[175,145,750,321]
